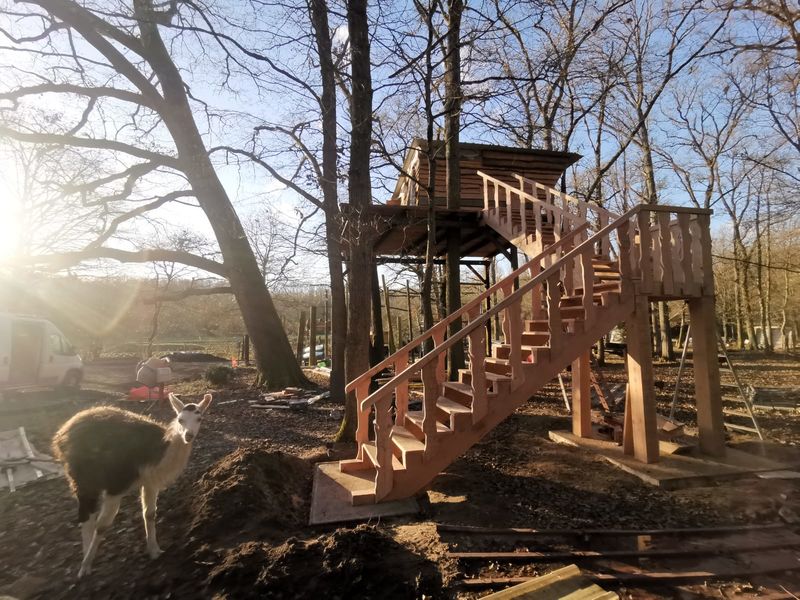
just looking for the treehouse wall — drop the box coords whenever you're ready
[389,140,581,208]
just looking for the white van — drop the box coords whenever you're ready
[0,313,84,391]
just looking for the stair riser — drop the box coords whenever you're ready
[493,346,534,361]
[485,361,511,376]
[521,332,550,346]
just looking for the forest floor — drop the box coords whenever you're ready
[1,351,800,599]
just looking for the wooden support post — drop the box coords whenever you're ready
[689,296,726,457]
[571,350,591,438]
[625,295,659,463]
[509,247,519,291]
[484,262,493,355]
[296,311,307,365]
[371,265,385,365]
[324,289,329,361]
[309,305,317,367]
[406,281,415,339]
[382,274,396,354]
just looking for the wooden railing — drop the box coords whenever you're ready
[478,171,588,251]
[346,193,713,501]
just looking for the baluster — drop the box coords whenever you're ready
[546,273,563,349]
[483,177,489,211]
[354,380,371,459]
[394,350,410,425]
[493,182,499,212]
[651,220,662,293]
[500,282,513,344]
[421,361,440,456]
[690,215,703,290]
[373,395,394,500]
[658,213,674,296]
[467,306,487,422]
[696,214,713,294]
[519,192,527,239]
[534,199,543,244]
[637,210,653,293]
[562,242,575,297]
[581,247,595,323]
[678,213,694,295]
[599,213,609,258]
[529,262,544,319]
[629,217,640,279]
[618,221,632,283]
[670,221,683,292]
[502,286,524,388]
[432,326,446,385]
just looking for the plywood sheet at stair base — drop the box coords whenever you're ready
[481,565,617,600]
[309,462,419,525]
[548,430,785,489]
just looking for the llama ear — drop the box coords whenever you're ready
[198,393,213,414]
[168,393,185,414]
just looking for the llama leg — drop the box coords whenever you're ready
[141,486,162,558]
[77,493,99,557]
[78,494,121,578]
[81,513,98,557]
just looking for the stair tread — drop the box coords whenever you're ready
[485,372,511,381]
[437,396,472,413]
[362,441,405,470]
[406,410,452,433]
[444,381,473,393]
[391,425,426,452]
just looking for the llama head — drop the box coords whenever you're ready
[168,393,212,444]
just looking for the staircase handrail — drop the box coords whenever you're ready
[356,205,643,412]
[512,174,620,223]
[477,171,587,232]
[344,221,590,395]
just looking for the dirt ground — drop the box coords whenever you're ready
[1,352,800,599]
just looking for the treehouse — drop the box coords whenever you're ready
[369,139,581,261]
[312,138,761,525]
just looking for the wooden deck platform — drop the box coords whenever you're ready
[548,431,786,489]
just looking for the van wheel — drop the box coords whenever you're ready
[59,370,82,392]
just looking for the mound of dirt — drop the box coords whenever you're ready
[187,446,311,546]
[207,525,441,599]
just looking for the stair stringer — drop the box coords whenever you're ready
[378,294,635,503]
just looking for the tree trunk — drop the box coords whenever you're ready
[134,0,306,390]
[309,0,347,401]
[444,0,465,378]
[337,0,374,441]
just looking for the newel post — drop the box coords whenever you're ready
[625,294,660,463]
[689,213,725,457]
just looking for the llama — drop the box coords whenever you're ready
[52,392,212,577]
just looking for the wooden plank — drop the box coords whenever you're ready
[449,538,800,562]
[479,565,617,600]
[460,552,800,587]
[436,522,788,537]
[636,211,653,293]
[658,213,674,295]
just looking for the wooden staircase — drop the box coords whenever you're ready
[338,172,715,505]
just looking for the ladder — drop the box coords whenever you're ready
[669,322,763,440]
